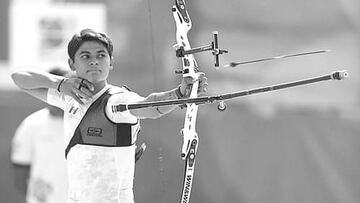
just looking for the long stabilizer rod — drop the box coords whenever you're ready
[113,70,348,112]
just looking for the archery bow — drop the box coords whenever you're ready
[138,1,346,203]
[143,1,226,202]
[172,1,227,202]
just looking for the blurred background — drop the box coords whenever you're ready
[0,0,359,202]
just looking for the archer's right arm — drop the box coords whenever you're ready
[11,70,65,102]
[11,70,94,104]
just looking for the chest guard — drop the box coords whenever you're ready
[65,87,139,158]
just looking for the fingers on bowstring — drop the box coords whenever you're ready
[78,84,93,99]
[81,88,93,99]
[80,79,95,92]
[70,92,84,105]
[73,87,92,101]
[74,78,94,100]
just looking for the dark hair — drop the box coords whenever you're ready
[67,29,113,61]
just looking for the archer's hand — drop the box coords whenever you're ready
[58,77,94,104]
[179,72,208,97]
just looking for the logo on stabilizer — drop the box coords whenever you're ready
[87,127,103,137]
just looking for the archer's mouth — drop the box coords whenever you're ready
[86,69,102,73]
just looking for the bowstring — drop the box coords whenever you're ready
[146,1,167,202]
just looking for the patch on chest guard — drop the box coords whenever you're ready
[87,127,103,137]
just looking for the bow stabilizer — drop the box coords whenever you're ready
[113,70,349,113]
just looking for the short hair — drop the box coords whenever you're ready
[67,29,113,61]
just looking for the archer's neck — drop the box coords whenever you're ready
[92,80,108,94]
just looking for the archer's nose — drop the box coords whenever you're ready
[89,61,99,66]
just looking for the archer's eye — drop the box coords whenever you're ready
[80,54,90,59]
[98,53,106,58]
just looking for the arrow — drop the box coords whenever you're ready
[224,50,330,67]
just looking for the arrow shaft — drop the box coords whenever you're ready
[226,50,330,67]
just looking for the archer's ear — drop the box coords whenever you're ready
[68,58,76,71]
[109,56,114,70]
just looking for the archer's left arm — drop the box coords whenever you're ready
[130,72,207,119]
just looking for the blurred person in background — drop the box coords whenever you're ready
[11,67,69,203]
[11,28,207,203]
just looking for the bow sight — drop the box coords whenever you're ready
[174,31,228,69]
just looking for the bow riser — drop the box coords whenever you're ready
[172,0,200,159]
